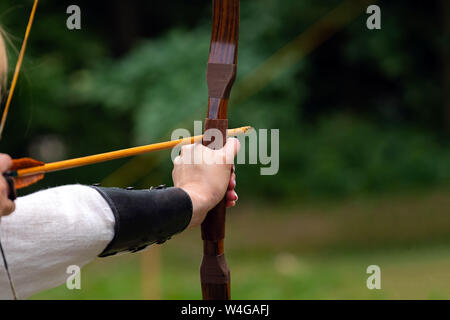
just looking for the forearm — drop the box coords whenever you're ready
[93,185,192,257]
[0,185,115,299]
[0,184,193,299]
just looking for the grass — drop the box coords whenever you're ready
[32,188,450,299]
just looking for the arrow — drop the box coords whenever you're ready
[5,126,252,189]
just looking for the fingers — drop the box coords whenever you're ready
[176,139,239,166]
[226,189,238,208]
[226,167,237,208]
[0,154,12,172]
[173,155,182,166]
[226,202,235,208]
[223,138,240,164]
[228,171,236,190]
[180,143,194,157]
[226,189,238,203]
[0,199,15,216]
[177,143,203,165]
[172,136,240,214]
[226,137,241,154]
[0,154,15,216]
[0,176,15,216]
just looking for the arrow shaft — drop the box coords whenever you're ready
[14,126,251,177]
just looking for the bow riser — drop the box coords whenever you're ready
[200,0,239,300]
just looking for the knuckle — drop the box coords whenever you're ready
[173,155,181,165]
[7,202,15,214]
[0,154,12,167]
[182,144,194,152]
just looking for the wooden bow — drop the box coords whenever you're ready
[200,0,239,300]
[1,0,242,300]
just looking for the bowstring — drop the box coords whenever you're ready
[0,0,39,300]
[0,0,39,140]
[0,218,17,299]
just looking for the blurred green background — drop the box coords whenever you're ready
[1,0,449,299]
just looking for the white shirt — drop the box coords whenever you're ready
[0,185,115,299]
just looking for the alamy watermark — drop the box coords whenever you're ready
[66,5,81,30]
[171,121,279,176]
[366,5,381,30]
[66,265,81,290]
[366,265,381,290]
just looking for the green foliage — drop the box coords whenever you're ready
[0,0,446,301]
[0,0,447,200]
[71,29,211,143]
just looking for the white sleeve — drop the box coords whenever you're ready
[0,184,115,300]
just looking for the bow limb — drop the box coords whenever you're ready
[0,0,39,139]
[200,0,239,300]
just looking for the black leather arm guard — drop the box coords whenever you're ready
[92,186,193,257]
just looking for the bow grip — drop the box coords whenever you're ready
[201,118,228,241]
